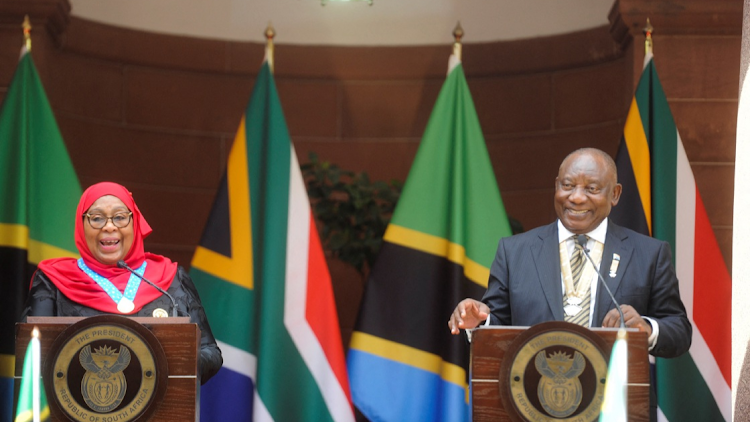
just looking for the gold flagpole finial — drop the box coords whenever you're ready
[265,22,275,74]
[23,15,32,51]
[452,21,464,61]
[643,18,654,56]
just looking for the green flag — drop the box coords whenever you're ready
[347,59,512,421]
[0,50,81,422]
[14,333,49,422]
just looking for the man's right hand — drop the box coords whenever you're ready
[448,298,490,335]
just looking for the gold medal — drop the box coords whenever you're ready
[152,308,169,318]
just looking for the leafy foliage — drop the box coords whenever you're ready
[301,153,402,275]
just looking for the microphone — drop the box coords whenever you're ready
[575,235,626,329]
[117,260,179,317]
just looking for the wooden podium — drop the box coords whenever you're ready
[15,315,200,422]
[470,322,650,421]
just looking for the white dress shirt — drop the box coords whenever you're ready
[557,218,658,349]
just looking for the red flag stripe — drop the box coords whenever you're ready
[306,211,354,405]
[692,190,732,385]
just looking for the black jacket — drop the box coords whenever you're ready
[22,266,223,383]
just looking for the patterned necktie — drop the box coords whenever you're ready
[565,237,590,327]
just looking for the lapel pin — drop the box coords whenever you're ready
[609,253,620,278]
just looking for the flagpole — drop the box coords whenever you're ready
[448,22,463,74]
[453,22,463,61]
[31,328,41,422]
[22,15,32,52]
[642,18,654,70]
[643,18,654,57]
[265,22,275,74]
[23,24,41,422]
[24,21,40,421]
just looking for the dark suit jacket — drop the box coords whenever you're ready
[481,220,691,358]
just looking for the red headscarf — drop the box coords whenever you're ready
[37,182,178,314]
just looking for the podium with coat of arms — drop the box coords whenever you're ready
[15,315,200,422]
[471,321,650,422]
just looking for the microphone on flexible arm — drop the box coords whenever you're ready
[117,260,179,317]
[575,235,626,329]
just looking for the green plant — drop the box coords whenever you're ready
[301,152,402,275]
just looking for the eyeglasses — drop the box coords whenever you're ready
[84,212,133,229]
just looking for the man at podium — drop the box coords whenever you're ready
[21,182,223,383]
[448,148,691,360]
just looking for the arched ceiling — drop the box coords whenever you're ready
[69,0,615,46]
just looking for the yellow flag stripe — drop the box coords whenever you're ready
[350,331,467,390]
[383,224,490,287]
[191,118,254,289]
[0,354,14,378]
[13,406,49,422]
[0,223,27,249]
[13,410,32,422]
[623,98,652,234]
[28,239,79,264]
[0,224,79,264]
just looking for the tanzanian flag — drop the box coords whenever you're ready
[609,53,731,421]
[190,60,355,422]
[0,49,81,422]
[347,57,513,421]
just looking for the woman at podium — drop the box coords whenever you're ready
[21,182,223,383]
